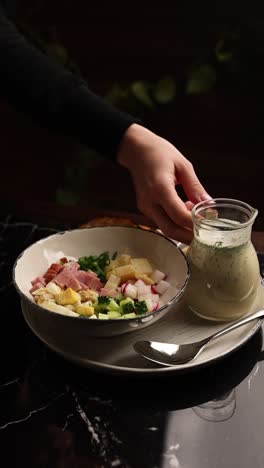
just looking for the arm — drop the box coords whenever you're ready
[0,6,136,157]
[0,6,211,243]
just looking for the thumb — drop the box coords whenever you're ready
[179,162,212,204]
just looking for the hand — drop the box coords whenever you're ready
[117,124,211,244]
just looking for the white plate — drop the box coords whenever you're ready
[29,282,264,377]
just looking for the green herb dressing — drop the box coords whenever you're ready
[185,238,260,321]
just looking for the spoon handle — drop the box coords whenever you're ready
[206,309,264,344]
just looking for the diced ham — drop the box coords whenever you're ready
[67,277,81,291]
[44,262,79,286]
[53,268,75,288]
[88,270,97,277]
[99,288,118,298]
[31,276,46,287]
[30,282,44,293]
[63,261,80,272]
[44,272,57,283]
[59,257,68,264]
[46,263,62,274]
[75,271,102,290]
[43,263,63,282]
[52,263,102,291]
[74,270,91,284]
[88,276,103,291]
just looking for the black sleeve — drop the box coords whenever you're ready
[0,6,138,159]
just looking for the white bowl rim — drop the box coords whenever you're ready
[12,225,190,323]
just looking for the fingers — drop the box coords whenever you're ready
[178,160,211,204]
[141,203,193,244]
[185,200,194,211]
[152,179,193,229]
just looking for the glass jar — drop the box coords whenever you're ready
[185,198,260,321]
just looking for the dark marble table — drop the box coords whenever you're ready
[1,214,264,468]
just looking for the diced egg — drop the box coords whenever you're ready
[41,301,79,317]
[46,282,62,296]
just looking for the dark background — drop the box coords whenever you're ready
[1,0,264,228]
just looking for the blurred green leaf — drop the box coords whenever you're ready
[131,81,154,107]
[186,65,217,94]
[215,40,234,63]
[56,188,80,206]
[106,84,130,104]
[153,76,177,103]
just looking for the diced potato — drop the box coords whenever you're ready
[37,296,45,305]
[32,287,46,296]
[46,282,62,296]
[104,274,121,290]
[80,289,98,303]
[56,288,80,306]
[105,259,119,275]
[115,265,137,282]
[117,254,131,266]
[131,258,153,275]
[82,300,93,307]
[106,270,114,280]
[135,274,154,285]
[110,259,119,269]
[89,314,97,319]
[76,304,95,317]
[42,293,54,301]
[36,295,56,305]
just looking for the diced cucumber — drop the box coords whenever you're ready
[120,297,135,314]
[95,298,120,313]
[123,312,137,319]
[115,293,125,303]
[98,313,109,320]
[134,300,148,315]
[107,311,122,319]
[108,299,120,312]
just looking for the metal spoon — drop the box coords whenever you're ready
[134,309,264,367]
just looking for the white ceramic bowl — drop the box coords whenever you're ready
[13,226,189,350]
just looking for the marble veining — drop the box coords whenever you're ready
[1,215,264,467]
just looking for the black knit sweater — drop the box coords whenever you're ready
[0,4,137,159]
